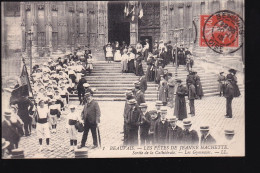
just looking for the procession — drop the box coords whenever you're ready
[1,1,244,158]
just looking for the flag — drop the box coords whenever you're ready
[139,2,143,19]
[126,3,129,16]
[131,5,135,21]
[124,3,127,16]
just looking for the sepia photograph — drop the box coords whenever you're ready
[1,0,245,159]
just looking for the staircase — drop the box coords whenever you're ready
[69,60,244,102]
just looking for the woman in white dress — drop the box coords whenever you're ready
[106,43,113,63]
[121,48,128,73]
[114,41,122,62]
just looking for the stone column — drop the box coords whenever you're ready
[31,2,39,58]
[160,1,168,42]
[45,2,52,56]
[84,1,88,46]
[21,2,26,52]
[104,1,108,46]
[130,1,138,47]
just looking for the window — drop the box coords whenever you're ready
[4,2,20,17]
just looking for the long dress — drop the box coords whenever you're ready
[114,45,122,62]
[194,75,204,98]
[128,52,135,73]
[174,84,188,120]
[135,54,144,76]
[226,74,241,97]
[106,46,113,61]
[159,79,168,104]
[121,53,128,72]
[146,58,154,81]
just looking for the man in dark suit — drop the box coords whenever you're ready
[154,107,169,145]
[182,120,199,145]
[224,78,234,118]
[166,116,183,145]
[80,92,101,149]
[11,95,34,136]
[187,81,196,117]
[77,78,87,105]
[124,99,140,146]
[134,82,146,106]
[139,75,147,94]
[138,103,151,145]
[200,126,216,145]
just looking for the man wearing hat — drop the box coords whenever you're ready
[187,81,196,117]
[200,126,216,145]
[134,82,146,106]
[155,100,163,119]
[135,52,144,76]
[80,92,101,149]
[11,95,34,136]
[166,116,183,145]
[82,83,94,105]
[124,99,140,145]
[167,73,175,108]
[77,77,87,105]
[174,79,188,121]
[218,72,226,97]
[224,78,235,118]
[194,71,204,99]
[138,103,151,145]
[182,120,199,145]
[2,138,11,158]
[139,74,147,94]
[147,110,159,144]
[154,107,169,145]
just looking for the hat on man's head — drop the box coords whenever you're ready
[139,103,148,108]
[155,100,163,106]
[127,99,137,105]
[2,138,10,150]
[4,110,12,117]
[176,79,182,83]
[160,107,167,112]
[69,105,76,109]
[225,129,235,135]
[220,72,224,74]
[168,116,177,122]
[228,69,236,74]
[200,126,210,131]
[183,119,192,126]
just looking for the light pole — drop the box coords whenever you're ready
[27,29,33,75]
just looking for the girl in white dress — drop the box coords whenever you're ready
[121,49,128,73]
[106,43,113,63]
[114,41,122,62]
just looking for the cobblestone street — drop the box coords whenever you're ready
[18,92,245,158]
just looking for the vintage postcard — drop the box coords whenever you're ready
[1,0,244,158]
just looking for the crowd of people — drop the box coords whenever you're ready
[2,47,100,157]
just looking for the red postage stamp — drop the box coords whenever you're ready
[200,10,244,54]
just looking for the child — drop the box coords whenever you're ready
[49,99,61,133]
[66,105,83,151]
[37,99,53,152]
[86,55,94,74]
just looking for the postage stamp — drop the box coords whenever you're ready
[200,10,244,54]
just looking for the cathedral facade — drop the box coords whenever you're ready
[2,1,244,58]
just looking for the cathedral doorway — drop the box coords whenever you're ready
[108,2,130,46]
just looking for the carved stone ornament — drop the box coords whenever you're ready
[52,5,58,11]
[178,3,184,8]
[89,10,95,15]
[201,1,205,5]
[77,7,83,13]
[68,6,74,12]
[25,5,31,11]
[186,3,192,8]
[21,19,26,27]
[38,4,44,10]
[169,5,174,11]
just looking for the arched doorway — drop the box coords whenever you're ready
[108,2,130,46]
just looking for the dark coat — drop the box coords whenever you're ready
[224,82,234,98]
[125,105,140,129]
[155,67,164,84]
[188,84,196,100]
[159,79,168,103]
[138,112,151,136]
[186,74,196,86]
[12,97,34,121]
[200,133,216,145]
[135,54,144,76]
[194,75,204,97]
[77,78,87,90]
[174,84,188,120]
[2,120,21,146]
[81,100,101,124]
[182,129,199,145]
[135,90,145,106]
[139,76,147,93]
[154,119,169,144]
[226,74,240,97]
[166,125,183,145]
